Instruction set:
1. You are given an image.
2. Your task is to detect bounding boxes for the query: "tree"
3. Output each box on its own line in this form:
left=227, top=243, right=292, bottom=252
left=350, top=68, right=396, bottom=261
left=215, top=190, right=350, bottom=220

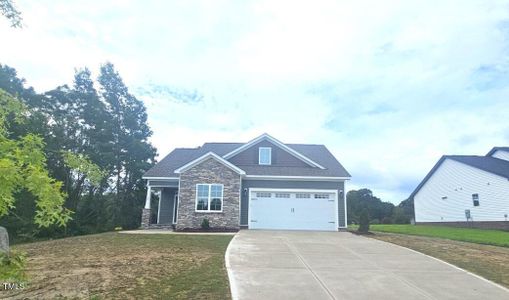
left=358, top=208, right=370, bottom=233
left=0, top=0, right=22, bottom=28
left=392, top=207, right=410, bottom=224
left=0, top=63, right=155, bottom=238
left=398, top=198, right=414, bottom=220
left=98, top=62, right=156, bottom=229
left=0, top=89, right=71, bottom=227
left=347, top=189, right=395, bottom=224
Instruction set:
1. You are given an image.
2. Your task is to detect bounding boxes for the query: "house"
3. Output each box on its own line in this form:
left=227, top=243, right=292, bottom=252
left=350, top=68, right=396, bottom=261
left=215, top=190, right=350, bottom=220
left=141, top=134, right=351, bottom=231
left=411, top=147, right=509, bottom=230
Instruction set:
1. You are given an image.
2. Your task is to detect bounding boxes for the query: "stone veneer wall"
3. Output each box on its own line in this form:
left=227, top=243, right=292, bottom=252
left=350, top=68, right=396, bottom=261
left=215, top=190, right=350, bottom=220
left=141, top=208, right=151, bottom=229
left=176, top=158, right=241, bottom=230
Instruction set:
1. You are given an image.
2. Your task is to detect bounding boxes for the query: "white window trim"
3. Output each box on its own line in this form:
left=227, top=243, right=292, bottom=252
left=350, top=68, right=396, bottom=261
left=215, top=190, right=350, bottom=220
left=195, top=184, right=224, bottom=213
left=259, top=147, right=272, bottom=165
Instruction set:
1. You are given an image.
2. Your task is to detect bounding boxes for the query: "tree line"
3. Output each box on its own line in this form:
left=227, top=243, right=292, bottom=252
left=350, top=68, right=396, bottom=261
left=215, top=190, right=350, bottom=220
left=0, top=63, right=156, bottom=242
left=347, top=188, right=413, bottom=224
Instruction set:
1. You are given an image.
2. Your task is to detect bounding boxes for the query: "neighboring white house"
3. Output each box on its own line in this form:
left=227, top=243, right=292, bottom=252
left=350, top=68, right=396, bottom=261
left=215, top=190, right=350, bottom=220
left=411, top=147, right=509, bottom=229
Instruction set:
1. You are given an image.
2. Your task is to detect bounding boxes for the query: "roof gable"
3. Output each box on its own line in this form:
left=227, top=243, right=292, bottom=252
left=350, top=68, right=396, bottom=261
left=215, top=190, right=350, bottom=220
left=228, top=139, right=310, bottom=167
left=223, top=133, right=325, bottom=169
left=174, top=152, right=246, bottom=175
left=410, top=155, right=509, bottom=199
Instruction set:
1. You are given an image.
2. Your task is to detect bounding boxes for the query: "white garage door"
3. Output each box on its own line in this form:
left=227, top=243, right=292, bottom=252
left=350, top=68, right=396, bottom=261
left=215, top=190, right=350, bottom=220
left=249, top=190, right=337, bottom=231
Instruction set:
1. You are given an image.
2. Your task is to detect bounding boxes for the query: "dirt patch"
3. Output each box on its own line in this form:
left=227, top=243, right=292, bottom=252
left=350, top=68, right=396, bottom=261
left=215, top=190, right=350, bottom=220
left=370, top=232, right=509, bottom=288
left=1, top=232, right=232, bottom=299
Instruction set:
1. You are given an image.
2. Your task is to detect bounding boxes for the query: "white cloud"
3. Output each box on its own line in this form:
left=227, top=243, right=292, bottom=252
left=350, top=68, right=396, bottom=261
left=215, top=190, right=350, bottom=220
left=1, top=0, right=508, bottom=203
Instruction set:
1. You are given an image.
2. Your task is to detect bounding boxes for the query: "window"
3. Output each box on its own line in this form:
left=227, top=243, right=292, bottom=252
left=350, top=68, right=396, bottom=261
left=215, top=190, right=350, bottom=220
left=314, top=193, right=330, bottom=199
left=472, top=194, right=480, bottom=207
left=275, top=193, right=290, bottom=198
left=296, top=193, right=311, bottom=199
left=196, top=184, right=223, bottom=212
left=259, top=147, right=272, bottom=165
left=256, top=192, right=271, bottom=198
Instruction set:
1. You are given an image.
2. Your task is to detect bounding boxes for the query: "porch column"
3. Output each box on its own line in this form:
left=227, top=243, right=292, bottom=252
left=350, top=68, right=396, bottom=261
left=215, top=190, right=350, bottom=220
left=156, top=189, right=162, bottom=224
left=144, top=186, right=152, bottom=209
left=141, top=185, right=152, bottom=229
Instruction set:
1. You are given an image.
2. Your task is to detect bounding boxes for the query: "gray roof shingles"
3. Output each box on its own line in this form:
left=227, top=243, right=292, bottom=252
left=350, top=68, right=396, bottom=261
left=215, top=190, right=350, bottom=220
left=143, top=142, right=351, bottom=178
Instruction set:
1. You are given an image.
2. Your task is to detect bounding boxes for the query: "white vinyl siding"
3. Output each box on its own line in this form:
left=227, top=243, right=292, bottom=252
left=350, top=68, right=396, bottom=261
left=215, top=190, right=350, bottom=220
left=414, top=159, right=509, bottom=222
left=491, top=150, right=509, bottom=162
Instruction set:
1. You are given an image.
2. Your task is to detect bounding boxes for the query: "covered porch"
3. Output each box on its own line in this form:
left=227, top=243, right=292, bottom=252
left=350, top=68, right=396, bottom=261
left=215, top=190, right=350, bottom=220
left=141, top=178, right=179, bottom=229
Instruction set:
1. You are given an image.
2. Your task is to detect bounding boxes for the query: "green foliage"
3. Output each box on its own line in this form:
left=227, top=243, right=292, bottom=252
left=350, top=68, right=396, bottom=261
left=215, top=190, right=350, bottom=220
left=398, top=198, right=414, bottom=220
left=367, top=224, right=509, bottom=247
left=347, top=188, right=413, bottom=224
left=61, top=151, right=106, bottom=187
left=201, top=218, right=210, bottom=230
left=0, top=62, right=156, bottom=240
left=392, top=206, right=410, bottom=224
left=358, top=208, right=370, bottom=233
left=0, top=90, right=71, bottom=228
left=0, top=250, right=27, bottom=281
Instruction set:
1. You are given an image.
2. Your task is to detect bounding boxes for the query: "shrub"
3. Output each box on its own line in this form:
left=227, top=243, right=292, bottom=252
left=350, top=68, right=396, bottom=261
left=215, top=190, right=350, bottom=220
left=0, top=250, right=27, bottom=281
left=370, top=218, right=380, bottom=224
left=201, top=219, right=210, bottom=230
left=114, top=227, right=123, bottom=231
left=358, top=209, right=370, bottom=233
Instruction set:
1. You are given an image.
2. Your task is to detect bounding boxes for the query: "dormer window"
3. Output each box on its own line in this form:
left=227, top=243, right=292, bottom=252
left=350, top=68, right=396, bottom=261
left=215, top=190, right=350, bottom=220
left=259, top=147, right=272, bottom=165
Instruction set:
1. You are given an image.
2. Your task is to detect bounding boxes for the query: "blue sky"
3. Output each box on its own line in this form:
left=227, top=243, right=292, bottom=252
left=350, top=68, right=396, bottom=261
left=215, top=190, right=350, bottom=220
left=1, top=0, right=509, bottom=203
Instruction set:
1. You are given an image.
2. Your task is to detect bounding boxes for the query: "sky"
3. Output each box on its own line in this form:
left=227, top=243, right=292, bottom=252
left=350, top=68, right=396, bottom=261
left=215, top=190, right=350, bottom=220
left=1, top=0, right=509, bottom=204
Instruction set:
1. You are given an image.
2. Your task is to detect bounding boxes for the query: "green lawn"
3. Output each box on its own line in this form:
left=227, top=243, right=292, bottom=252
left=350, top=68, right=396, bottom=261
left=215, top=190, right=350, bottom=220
left=3, top=232, right=233, bottom=299
left=350, top=224, right=509, bottom=247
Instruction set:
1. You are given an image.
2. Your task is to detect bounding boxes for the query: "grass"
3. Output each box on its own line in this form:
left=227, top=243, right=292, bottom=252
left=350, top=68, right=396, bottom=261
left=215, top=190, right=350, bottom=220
left=369, top=232, right=509, bottom=288
left=2, top=232, right=233, bottom=299
left=349, top=224, right=509, bottom=247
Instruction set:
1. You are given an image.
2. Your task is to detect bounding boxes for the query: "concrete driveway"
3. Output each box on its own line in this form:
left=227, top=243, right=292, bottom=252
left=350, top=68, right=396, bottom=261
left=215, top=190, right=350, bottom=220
left=226, top=230, right=509, bottom=300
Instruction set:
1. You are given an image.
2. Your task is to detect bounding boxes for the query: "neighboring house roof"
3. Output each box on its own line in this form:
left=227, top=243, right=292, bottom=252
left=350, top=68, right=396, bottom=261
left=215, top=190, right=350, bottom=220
left=143, top=137, right=351, bottom=179
left=409, top=155, right=509, bottom=199
left=487, top=147, right=509, bottom=156
left=174, top=152, right=246, bottom=175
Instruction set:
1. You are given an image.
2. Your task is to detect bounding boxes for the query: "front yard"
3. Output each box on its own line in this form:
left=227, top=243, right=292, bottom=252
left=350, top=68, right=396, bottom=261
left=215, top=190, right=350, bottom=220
left=2, top=232, right=233, bottom=299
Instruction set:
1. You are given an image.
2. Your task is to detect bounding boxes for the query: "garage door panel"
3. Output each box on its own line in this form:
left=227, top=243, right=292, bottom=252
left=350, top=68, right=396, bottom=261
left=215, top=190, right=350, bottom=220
left=249, top=190, right=337, bottom=231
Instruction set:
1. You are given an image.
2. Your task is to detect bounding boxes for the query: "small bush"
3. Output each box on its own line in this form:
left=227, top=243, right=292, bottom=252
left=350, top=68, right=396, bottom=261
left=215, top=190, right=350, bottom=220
left=114, top=227, right=123, bottom=231
left=201, top=219, right=210, bottom=230
left=370, top=218, right=380, bottom=225
left=358, top=209, right=370, bottom=233
left=0, top=250, right=27, bottom=281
